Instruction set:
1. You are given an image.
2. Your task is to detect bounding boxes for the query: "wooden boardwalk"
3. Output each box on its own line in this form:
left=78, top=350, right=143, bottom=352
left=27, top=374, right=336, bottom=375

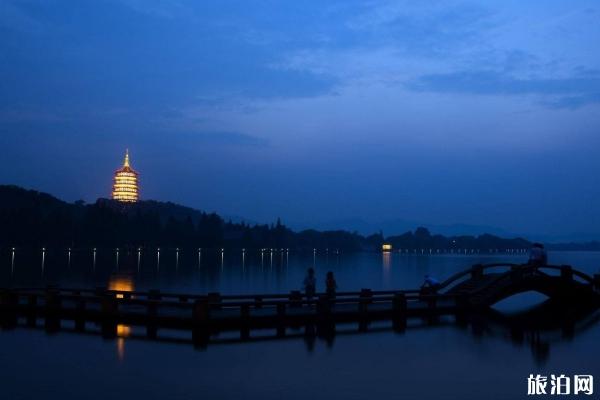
left=1, top=263, right=598, bottom=346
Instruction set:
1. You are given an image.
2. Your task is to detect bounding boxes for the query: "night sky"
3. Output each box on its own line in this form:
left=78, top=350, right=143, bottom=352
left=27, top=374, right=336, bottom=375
left=1, top=1, right=599, bottom=238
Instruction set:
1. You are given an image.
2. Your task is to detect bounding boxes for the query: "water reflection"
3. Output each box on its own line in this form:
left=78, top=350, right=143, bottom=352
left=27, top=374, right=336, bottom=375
left=382, top=252, right=391, bottom=286
left=1, top=300, right=595, bottom=365
left=156, top=248, right=160, bottom=272
left=483, top=301, right=598, bottom=365
left=108, top=273, right=134, bottom=360
left=220, top=249, right=224, bottom=271
left=41, top=248, right=46, bottom=276
left=136, top=248, right=141, bottom=272
left=242, top=249, right=245, bottom=272
left=1, top=250, right=598, bottom=399
left=116, top=324, right=131, bottom=361
left=11, top=248, right=15, bottom=276
left=4, top=249, right=600, bottom=297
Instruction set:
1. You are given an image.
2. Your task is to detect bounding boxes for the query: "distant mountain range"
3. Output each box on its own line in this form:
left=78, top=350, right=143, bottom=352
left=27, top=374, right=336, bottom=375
left=289, top=217, right=510, bottom=237
left=288, top=217, right=600, bottom=244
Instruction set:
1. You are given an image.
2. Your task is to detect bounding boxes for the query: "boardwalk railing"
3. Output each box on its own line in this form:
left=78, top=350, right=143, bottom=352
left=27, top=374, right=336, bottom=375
left=0, top=286, right=467, bottom=344
left=1, top=263, right=599, bottom=346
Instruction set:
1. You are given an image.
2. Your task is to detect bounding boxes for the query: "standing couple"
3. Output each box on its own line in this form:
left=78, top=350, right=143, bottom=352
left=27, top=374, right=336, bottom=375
left=303, top=267, right=337, bottom=299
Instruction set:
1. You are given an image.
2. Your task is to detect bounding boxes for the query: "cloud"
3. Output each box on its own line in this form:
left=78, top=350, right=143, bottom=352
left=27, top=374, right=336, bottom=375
left=276, top=2, right=497, bottom=77
left=545, top=93, right=600, bottom=109
left=408, top=70, right=600, bottom=109
left=345, top=1, right=496, bottom=56
left=190, top=131, right=268, bottom=146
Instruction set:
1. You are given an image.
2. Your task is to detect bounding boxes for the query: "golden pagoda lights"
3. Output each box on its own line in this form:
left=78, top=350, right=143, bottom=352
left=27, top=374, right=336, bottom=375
left=112, top=149, right=139, bottom=203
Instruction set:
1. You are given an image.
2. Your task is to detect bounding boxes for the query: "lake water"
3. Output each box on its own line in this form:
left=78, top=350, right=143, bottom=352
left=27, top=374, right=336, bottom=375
left=1, top=249, right=599, bottom=399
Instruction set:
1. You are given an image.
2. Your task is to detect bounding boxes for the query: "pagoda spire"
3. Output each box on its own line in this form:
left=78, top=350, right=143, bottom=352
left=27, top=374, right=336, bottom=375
left=123, top=149, right=130, bottom=168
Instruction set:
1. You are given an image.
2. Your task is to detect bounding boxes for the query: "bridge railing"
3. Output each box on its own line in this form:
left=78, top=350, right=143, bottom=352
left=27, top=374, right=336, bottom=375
left=7, top=286, right=424, bottom=304
left=437, top=263, right=518, bottom=292
left=437, top=263, right=597, bottom=292
left=536, top=265, right=596, bottom=286
left=0, top=286, right=465, bottom=335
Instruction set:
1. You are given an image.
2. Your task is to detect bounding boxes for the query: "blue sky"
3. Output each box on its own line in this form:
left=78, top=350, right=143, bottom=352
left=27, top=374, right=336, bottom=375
left=1, top=0, right=599, bottom=237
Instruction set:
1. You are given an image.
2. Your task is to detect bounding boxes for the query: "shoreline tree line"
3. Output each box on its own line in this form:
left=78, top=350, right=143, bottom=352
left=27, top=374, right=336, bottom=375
left=2, top=185, right=592, bottom=251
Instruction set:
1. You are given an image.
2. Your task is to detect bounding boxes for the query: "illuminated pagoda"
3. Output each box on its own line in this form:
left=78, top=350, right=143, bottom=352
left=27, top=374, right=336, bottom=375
left=112, top=149, right=139, bottom=203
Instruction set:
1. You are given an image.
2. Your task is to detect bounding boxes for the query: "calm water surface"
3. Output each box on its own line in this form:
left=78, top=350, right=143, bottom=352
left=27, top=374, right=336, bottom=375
left=1, top=250, right=599, bottom=399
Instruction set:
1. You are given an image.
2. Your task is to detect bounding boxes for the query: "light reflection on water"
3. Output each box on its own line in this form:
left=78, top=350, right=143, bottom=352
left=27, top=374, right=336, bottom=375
left=0, top=251, right=599, bottom=399
left=2, top=249, right=599, bottom=295
left=108, top=273, right=134, bottom=360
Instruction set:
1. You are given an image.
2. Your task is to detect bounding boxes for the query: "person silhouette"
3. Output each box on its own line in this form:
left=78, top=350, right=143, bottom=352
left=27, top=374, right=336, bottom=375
left=528, top=243, right=548, bottom=267
left=303, top=267, right=316, bottom=299
left=325, top=271, right=337, bottom=298
left=421, top=274, right=440, bottom=294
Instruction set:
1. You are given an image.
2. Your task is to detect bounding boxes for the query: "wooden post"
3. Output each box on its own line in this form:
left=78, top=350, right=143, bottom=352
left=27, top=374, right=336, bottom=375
left=95, top=287, right=106, bottom=297
left=0, top=290, right=17, bottom=327
left=594, top=274, right=600, bottom=292
left=316, top=294, right=331, bottom=320
left=146, top=289, right=161, bottom=338
left=289, top=290, right=302, bottom=308
left=456, top=293, right=470, bottom=311
left=454, top=294, right=469, bottom=327
left=510, top=265, right=523, bottom=281
left=561, top=265, right=573, bottom=281
left=254, top=296, right=263, bottom=309
left=276, top=303, right=286, bottom=337
left=101, top=294, right=117, bottom=315
left=360, top=289, right=372, bottom=300
left=100, top=294, right=117, bottom=339
left=26, top=294, right=37, bottom=326
left=393, top=292, right=407, bottom=313
left=207, top=292, right=221, bottom=310
left=392, top=292, right=407, bottom=333
left=74, top=290, right=85, bottom=331
left=44, top=288, right=61, bottom=333
left=146, top=296, right=158, bottom=339
left=148, top=289, right=162, bottom=300
left=426, top=294, right=437, bottom=310
left=358, top=289, right=372, bottom=331
left=471, top=264, right=484, bottom=279
left=359, top=289, right=372, bottom=312
left=192, top=297, right=210, bottom=348
left=240, top=303, right=250, bottom=339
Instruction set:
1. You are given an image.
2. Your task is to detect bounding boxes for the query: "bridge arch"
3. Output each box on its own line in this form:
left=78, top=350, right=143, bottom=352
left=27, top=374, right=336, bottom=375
left=438, top=263, right=599, bottom=308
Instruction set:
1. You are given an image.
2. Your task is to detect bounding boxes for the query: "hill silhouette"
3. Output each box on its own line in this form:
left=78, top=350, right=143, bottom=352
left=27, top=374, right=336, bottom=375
left=0, top=184, right=534, bottom=251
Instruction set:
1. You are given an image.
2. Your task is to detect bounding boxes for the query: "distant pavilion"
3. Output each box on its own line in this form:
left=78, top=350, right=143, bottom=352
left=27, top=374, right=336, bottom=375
left=112, top=149, right=139, bottom=203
